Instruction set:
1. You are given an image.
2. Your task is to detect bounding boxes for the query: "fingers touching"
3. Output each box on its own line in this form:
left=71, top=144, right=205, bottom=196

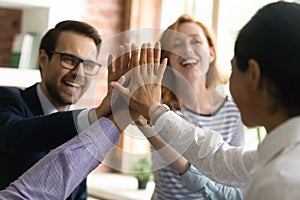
left=110, top=42, right=165, bottom=83
left=107, top=44, right=131, bottom=84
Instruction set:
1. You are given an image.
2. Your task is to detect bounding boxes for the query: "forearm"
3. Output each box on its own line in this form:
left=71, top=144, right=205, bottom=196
left=138, top=125, right=190, bottom=175
left=140, top=123, right=245, bottom=199
left=154, top=111, right=256, bottom=188
left=88, top=89, right=113, bottom=125
left=0, top=117, right=119, bottom=200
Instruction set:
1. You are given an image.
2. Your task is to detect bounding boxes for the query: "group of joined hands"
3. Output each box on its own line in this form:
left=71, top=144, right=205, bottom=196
left=90, top=42, right=168, bottom=133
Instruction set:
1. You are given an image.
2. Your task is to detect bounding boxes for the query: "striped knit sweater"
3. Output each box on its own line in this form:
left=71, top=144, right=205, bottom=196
left=151, top=96, right=245, bottom=200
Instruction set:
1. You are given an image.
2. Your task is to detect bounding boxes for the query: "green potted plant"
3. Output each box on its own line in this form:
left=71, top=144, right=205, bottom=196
left=132, top=156, right=153, bottom=189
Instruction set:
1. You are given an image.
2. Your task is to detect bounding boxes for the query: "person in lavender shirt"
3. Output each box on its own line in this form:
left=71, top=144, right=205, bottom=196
left=0, top=116, right=119, bottom=200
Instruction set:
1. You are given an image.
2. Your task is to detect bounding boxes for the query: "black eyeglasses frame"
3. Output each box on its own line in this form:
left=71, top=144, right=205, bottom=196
left=49, top=51, right=101, bottom=75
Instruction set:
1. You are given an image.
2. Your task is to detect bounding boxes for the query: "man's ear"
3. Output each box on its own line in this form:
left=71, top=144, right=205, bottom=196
left=248, top=59, right=263, bottom=89
left=38, top=49, right=48, bottom=70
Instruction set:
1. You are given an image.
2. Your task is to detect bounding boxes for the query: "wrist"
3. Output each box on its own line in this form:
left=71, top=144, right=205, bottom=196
left=147, top=104, right=170, bottom=126
left=106, top=113, right=123, bottom=134
left=88, top=108, right=97, bottom=124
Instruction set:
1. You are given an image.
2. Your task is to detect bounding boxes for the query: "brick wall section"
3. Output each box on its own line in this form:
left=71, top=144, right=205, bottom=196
left=73, top=0, right=125, bottom=110
left=130, top=0, right=162, bottom=29
left=83, top=0, right=124, bottom=40
left=0, top=8, right=21, bottom=67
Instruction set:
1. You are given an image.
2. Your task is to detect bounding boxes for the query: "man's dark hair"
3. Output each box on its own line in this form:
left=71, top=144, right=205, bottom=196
left=40, top=20, right=102, bottom=58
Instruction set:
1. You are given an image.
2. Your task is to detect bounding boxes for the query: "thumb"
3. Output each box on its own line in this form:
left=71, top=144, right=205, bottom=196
left=110, top=75, right=125, bottom=88
left=118, top=75, right=126, bottom=85
left=110, top=76, right=130, bottom=98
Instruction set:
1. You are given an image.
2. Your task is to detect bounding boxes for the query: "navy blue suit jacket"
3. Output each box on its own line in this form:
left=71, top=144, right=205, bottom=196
left=0, top=84, right=87, bottom=200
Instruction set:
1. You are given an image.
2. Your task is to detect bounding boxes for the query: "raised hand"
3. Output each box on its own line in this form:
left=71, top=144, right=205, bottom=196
left=107, top=44, right=131, bottom=86
left=111, top=42, right=167, bottom=120
left=88, top=44, right=131, bottom=123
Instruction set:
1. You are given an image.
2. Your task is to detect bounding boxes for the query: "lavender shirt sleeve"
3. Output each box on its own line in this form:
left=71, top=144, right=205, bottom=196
left=0, top=117, right=119, bottom=200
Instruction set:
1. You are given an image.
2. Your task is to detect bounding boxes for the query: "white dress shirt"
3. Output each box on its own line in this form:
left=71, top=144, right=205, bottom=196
left=37, top=84, right=91, bottom=132
left=245, top=116, right=300, bottom=200
left=154, top=111, right=300, bottom=199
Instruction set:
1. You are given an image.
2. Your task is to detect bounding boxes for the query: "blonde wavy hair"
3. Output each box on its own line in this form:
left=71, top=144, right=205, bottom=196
left=160, top=14, right=228, bottom=110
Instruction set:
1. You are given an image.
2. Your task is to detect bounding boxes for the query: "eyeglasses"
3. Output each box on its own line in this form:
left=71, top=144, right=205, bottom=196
left=50, top=51, right=101, bottom=75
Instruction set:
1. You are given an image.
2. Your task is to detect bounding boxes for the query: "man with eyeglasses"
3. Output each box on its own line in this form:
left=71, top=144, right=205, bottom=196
left=0, top=20, right=115, bottom=200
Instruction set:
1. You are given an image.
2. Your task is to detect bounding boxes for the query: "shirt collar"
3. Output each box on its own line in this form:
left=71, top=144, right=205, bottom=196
left=36, top=84, right=73, bottom=114
left=257, top=116, right=300, bottom=166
